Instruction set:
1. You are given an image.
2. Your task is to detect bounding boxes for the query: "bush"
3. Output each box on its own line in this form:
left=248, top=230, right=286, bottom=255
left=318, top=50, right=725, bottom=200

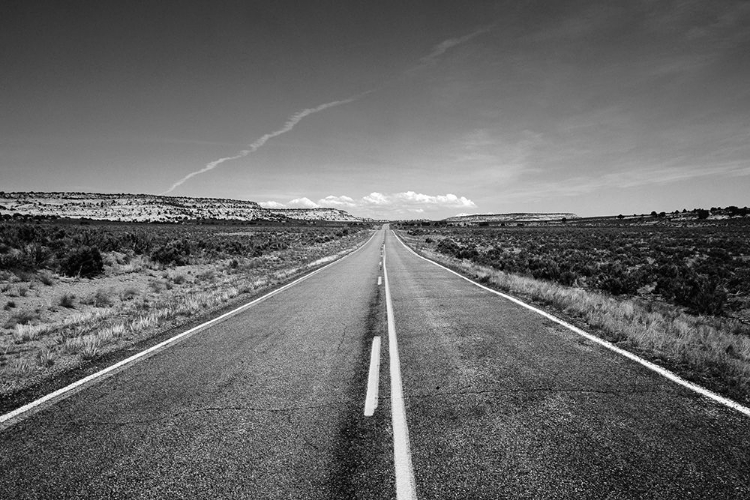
left=93, top=288, right=113, bottom=307
left=678, top=277, right=726, bottom=315
left=61, top=246, right=104, bottom=278
left=150, top=239, right=191, bottom=266
left=38, top=270, right=55, bottom=285
left=58, top=293, right=76, bottom=308
left=5, top=309, right=39, bottom=328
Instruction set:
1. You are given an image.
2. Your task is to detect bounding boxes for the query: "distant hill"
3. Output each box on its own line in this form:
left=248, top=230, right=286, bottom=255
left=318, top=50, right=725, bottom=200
left=444, top=212, right=578, bottom=224
left=0, top=192, right=368, bottom=223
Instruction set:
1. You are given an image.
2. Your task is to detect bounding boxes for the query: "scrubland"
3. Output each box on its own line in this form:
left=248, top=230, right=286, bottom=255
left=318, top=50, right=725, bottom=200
left=396, top=219, right=750, bottom=404
left=0, top=220, right=372, bottom=397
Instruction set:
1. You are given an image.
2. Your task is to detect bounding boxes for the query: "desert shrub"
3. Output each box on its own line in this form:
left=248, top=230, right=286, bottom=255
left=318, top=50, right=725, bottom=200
left=5, top=309, right=40, bottom=328
left=92, top=288, right=113, bottom=307
left=150, top=239, right=191, bottom=266
left=60, top=246, right=104, bottom=278
left=674, top=276, right=727, bottom=316
left=436, top=238, right=461, bottom=257
left=4, top=301, right=16, bottom=310
left=58, top=292, right=76, bottom=308
left=120, top=287, right=139, bottom=301
left=38, top=270, right=55, bottom=285
left=172, top=274, right=186, bottom=284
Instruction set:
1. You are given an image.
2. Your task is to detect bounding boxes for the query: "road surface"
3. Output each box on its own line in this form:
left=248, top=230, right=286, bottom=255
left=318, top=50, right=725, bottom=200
left=1, top=226, right=749, bottom=498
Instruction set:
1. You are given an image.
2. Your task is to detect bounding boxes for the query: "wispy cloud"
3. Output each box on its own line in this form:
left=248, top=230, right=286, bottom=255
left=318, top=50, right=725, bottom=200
left=161, top=24, right=495, bottom=194
left=161, top=95, right=366, bottom=194
left=409, top=25, right=495, bottom=73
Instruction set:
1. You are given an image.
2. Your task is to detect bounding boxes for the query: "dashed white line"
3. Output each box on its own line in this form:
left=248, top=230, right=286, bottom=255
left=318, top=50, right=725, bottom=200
left=392, top=231, right=750, bottom=419
left=364, top=336, right=382, bottom=416
left=378, top=276, right=382, bottom=286
left=383, top=241, right=419, bottom=499
left=0, top=231, right=380, bottom=431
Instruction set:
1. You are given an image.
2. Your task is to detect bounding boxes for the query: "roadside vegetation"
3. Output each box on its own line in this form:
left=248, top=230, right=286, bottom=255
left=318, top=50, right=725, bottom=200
left=395, top=217, right=750, bottom=405
left=0, top=220, right=373, bottom=397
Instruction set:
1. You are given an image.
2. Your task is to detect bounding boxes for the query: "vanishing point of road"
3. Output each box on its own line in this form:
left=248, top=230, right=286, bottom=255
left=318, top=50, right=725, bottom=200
left=2, top=225, right=749, bottom=499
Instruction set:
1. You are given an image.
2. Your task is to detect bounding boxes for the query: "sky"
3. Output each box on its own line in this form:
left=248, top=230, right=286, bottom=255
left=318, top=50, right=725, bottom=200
left=1, top=0, right=749, bottom=219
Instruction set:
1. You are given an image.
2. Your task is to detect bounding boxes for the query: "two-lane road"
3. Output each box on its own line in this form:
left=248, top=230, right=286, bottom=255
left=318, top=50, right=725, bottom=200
left=2, top=225, right=749, bottom=498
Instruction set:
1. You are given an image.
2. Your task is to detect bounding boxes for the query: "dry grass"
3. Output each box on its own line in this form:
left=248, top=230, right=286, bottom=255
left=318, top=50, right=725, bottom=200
left=406, top=240, right=750, bottom=404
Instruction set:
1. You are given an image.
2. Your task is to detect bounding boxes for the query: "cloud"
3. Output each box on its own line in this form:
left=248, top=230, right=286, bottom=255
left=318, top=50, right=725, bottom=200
left=259, top=201, right=286, bottom=209
left=361, top=191, right=477, bottom=209
left=411, top=25, right=495, bottom=72
left=288, top=197, right=320, bottom=209
left=362, top=192, right=391, bottom=205
left=318, top=195, right=356, bottom=207
left=260, top=191, right=477, bottom=217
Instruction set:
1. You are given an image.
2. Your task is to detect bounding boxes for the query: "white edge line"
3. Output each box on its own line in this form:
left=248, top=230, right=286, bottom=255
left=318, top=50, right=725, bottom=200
left=383, top=240, right=419, bottom=499
left=364, top=336, right=382, bottom=416
left=0, top=230, right=379, bottom=429
left=392, top=231, right=750, bottom=419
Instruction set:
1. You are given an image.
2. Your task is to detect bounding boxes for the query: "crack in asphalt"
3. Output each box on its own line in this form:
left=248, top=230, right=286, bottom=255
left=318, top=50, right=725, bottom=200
left=77, top=400, right=355, bottom=426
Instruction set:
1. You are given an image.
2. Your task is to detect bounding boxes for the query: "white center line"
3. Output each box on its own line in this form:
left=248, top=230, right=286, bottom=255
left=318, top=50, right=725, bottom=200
left=383, top=241, right=418, bottom=499
left=364, top=336, right=382, bottom=416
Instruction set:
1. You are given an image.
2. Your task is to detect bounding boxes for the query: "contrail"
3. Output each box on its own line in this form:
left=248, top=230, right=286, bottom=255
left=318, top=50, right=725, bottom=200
left=406, top=24, right=496, bottom=75
left=162, top=94, right=367, bottom=194
left=163, top=25, right=494, bottom=194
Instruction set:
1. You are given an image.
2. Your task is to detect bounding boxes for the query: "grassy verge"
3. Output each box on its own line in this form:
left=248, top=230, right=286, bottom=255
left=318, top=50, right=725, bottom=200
left=0, top=229, right=373, bottom=398
left=397, top=232, right=750, bottom=406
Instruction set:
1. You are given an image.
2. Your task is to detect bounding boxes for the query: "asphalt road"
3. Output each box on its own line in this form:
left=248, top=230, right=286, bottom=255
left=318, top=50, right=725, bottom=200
left=1, top=225, right=749, bottom=499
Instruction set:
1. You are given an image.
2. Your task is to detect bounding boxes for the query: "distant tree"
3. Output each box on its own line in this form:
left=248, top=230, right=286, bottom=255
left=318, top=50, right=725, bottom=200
left=696, top=209, right=709, bottom=219
left=617, top=214, right=624, bottom=220
left=658, top=212, right=666, bottom=218
left=650, top=211, right=657, bottom=217
left=682, top=208, right=687, bottom=213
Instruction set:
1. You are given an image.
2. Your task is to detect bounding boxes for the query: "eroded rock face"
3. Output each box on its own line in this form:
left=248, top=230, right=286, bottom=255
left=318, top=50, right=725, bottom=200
left=0, top=192, right=368, bottom=223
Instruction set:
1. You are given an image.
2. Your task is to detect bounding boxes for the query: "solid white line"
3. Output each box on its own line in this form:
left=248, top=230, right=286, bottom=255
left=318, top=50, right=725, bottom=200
left=0, top=231, right=379, bottom=430
left=364, top=336, right=382, bottom=416
left=392, top=231, right=750, bottom=419
left=383, top=241, right=419, bottom=499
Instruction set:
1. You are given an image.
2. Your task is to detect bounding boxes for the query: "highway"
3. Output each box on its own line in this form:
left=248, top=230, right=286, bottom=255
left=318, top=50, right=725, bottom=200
left=2, top=225, right=750, bottom=498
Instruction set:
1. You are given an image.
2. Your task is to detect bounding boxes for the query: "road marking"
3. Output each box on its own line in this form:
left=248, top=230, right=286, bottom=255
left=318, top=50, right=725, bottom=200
left=378, top=276, right=382, bottom=286
left=392, top=231, right=750, bottom=419
left=0, top=231, right=380, bottom=431
left=364, top=336, right=382, bottom=416
left=383, top=241, right=419, bottom=499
